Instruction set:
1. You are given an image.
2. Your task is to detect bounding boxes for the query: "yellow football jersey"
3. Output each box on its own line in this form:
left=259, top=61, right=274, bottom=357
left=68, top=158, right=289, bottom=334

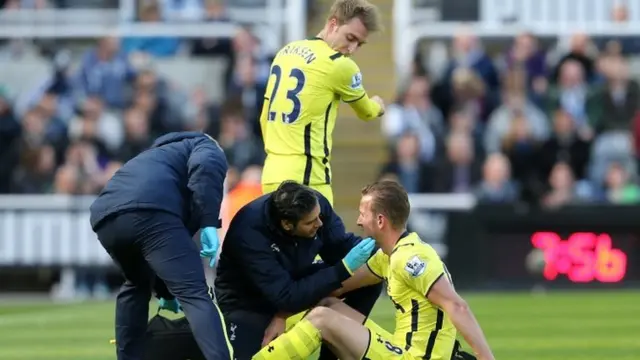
left=366, top=232, right=457, bottom=360
left=260, top=37, right=380, bottom=188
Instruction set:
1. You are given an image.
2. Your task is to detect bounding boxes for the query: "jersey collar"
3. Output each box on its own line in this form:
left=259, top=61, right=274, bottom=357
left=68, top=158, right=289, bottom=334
left=392, top=231, right=411, bottom=252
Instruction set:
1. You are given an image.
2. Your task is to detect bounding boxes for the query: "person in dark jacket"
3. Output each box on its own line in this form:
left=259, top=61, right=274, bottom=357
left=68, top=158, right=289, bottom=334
left=214, top=181, right=382, bottom=360
left=90, top=131, right=233, bottom=360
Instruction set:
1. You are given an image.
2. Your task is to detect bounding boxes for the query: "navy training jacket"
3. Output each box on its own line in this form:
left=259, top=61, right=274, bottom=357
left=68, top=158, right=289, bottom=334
left=89, top=131, right=228, bottom=234
left=214, top=191, right=362, bottom=315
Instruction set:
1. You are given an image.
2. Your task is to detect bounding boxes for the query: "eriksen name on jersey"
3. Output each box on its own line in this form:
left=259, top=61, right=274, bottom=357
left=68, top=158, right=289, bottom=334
left=279, top=44, right=317, bottom=64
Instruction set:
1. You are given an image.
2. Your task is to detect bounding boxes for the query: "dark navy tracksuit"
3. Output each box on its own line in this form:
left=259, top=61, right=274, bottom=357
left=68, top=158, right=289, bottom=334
left=90, top=132, right=232, bottom=360
left=214, top=192, right=383, bottom=360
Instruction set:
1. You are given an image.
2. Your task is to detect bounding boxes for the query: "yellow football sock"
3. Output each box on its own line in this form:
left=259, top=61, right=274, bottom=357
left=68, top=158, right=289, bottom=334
left=252, top=319, right=322, bottom=359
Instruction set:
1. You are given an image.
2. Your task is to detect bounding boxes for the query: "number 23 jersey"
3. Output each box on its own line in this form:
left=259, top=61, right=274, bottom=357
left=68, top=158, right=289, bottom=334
left=366, top=232, right=458, bottom=360
left=260, top=37, right=366, bottom=187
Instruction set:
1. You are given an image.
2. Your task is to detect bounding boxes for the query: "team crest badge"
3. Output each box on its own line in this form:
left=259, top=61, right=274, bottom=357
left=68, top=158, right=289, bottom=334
left=404, top=256, right=426, bottom=277
left=351, top=72, right=363, bottom=89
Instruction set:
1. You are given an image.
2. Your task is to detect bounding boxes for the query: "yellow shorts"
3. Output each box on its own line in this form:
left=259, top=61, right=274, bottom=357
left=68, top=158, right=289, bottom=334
left=285, top=311, right=392, bottom=340
left=262, top=183, right=333, bottom=206
left=362, top=330, right=414, bottom=360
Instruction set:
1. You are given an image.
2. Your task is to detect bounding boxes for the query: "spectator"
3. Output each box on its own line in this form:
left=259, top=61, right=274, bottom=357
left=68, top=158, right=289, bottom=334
left=484, top=70, right=549, bottom=154
left=382, top=75, right=443, bottom=162
left=227, top=55, right=266, bottom=138
left=222, top=165, right=263, bottom=233
left=75, top=36, right=136, bottom=109
left=596, top=4, right=640, bottom=56
left=191, top=0, right=234, bottom=57
left=122, top=1, right=181, bottom=58
left=602, top=161, right=640, bottom=204
left=230, top=26, right=274, bottom=88
left=379, top=132, right=432, bottom=194
left=159, top=0, right=204, bottom=22
left=504, top=32, right=548, bottom=102
left=444, top=29, right=500, bottom=93
left=545, top=59, right=598, bottom=133
left=550, top=32, right=597, bottom=84
left=475, top=153, right=519, bottom=203
left=68, top=95, right=123, bottom=153
left=431, top=132, right=482, bottom=193
left=0, top=86, right=21, bottom=193
left=116, top=107, right=152, bottom=162
left=130, top=68, right=183, bottom=136
left=449, top=67, right=494, bottom=123
left=537, top=110, right=591, bottom=185
left=591, top=56, right=640, bottom=133
left=541, top=161, right=595, bottom=208
left=217, top=98, right=264, bottom=173
left=500, top=114, right=539, bottom=186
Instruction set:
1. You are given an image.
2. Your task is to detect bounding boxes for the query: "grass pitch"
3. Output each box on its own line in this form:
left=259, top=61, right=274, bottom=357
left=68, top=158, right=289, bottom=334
left=0, top=290, right=638, bottom=359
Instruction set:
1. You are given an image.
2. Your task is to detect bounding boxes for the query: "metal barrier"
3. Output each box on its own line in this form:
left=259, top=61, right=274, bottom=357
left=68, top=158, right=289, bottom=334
left=0, top=0, right=307, bottom=52
left=0, top=195, right=108, bottom=266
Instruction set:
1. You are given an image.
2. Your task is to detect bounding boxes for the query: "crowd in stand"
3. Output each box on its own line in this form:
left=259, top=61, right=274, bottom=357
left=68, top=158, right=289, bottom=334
left=0, top=0, right=269, bottom=203
left=381, top=9, right=640, bottom=207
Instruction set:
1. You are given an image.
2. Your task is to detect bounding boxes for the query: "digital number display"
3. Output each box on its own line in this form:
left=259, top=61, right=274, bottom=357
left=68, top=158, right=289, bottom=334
left=531, top=232, right=628, bottom=283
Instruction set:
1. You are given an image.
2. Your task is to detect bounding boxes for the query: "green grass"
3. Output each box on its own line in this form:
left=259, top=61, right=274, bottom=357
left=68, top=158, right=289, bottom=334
left=0, top=290, right=639, bottom=359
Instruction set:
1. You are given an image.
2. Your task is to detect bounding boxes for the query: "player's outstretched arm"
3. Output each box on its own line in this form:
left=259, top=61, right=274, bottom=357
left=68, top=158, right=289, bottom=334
left=333, top=58, right=385, bottom=120
left=331, top=263, right=382, bottom=297
left=427, top=278, right=495, bottom=360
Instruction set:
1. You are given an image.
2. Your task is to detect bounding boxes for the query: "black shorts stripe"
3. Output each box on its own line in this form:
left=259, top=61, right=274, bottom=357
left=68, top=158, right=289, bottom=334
left=405, top=299, right=419, bottom=350
left=303, top=123, right=312, bottom=185
left=322, top=103, right=331, bottom=184
left=423, top=309, right=444, bottom=359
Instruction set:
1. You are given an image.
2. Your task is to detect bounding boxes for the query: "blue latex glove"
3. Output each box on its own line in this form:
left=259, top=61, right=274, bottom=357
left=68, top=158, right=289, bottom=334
left=200, top=227, right=220, bottom=268
left=342, top=238, right=376, bottom=274
left=158, top=297, right=181, bottom=313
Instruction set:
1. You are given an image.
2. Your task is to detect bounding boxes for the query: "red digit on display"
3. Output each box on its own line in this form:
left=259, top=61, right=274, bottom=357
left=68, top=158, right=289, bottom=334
left=566, top=233, right=596, bottom=283
left=531, top=232, right=561, bottom=280
left=594, top=234, right=627, bottom=283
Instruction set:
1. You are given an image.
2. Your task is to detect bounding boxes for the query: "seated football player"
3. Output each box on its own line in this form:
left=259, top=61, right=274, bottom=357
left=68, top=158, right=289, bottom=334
left=253, top=181, right=494, bottom=360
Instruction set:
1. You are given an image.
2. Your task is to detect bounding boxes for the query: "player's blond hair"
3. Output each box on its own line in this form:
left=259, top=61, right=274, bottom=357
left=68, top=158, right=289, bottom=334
left=361, top=180, right=410, bottom=230
left=327, top=0, right=382, bottom=32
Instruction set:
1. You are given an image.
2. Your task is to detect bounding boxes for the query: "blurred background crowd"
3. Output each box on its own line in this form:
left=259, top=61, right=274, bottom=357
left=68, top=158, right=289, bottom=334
left=0, top=0, right=273, bottom=200
left=381, top=4, right=640, bottom=208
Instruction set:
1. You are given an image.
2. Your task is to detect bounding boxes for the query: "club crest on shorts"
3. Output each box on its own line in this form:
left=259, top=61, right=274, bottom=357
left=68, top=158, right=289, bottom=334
left=351, top=72, right=363, bottom=89
left=404, top=255, right=426, bottom=277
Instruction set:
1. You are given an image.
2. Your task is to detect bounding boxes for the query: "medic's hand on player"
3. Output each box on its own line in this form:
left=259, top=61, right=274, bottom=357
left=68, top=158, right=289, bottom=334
left=158, top=298, right=182, bottom=313
left=262, top=313, right=288, bottom=347
left=342, top=237, right=376, bottom=274
left=371, top=95, right=385, bottom=116
left=200, top=227, right=220, bottom=268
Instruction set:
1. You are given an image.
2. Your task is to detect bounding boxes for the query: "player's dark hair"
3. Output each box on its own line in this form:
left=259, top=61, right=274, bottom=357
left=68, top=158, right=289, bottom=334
left=361, top=180, right=410, bottom=230
left=270, top=181, right=319, bottom=225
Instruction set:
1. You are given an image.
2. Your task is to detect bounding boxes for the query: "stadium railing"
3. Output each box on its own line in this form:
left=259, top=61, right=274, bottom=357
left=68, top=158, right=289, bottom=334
left=393, top=0, right=640, bottom=79
left=0, top=0, right=308, bottom=52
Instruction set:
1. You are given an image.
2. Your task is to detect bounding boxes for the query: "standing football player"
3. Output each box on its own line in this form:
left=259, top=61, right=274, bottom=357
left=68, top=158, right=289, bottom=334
left=260, top=0, right=386, bottom=205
